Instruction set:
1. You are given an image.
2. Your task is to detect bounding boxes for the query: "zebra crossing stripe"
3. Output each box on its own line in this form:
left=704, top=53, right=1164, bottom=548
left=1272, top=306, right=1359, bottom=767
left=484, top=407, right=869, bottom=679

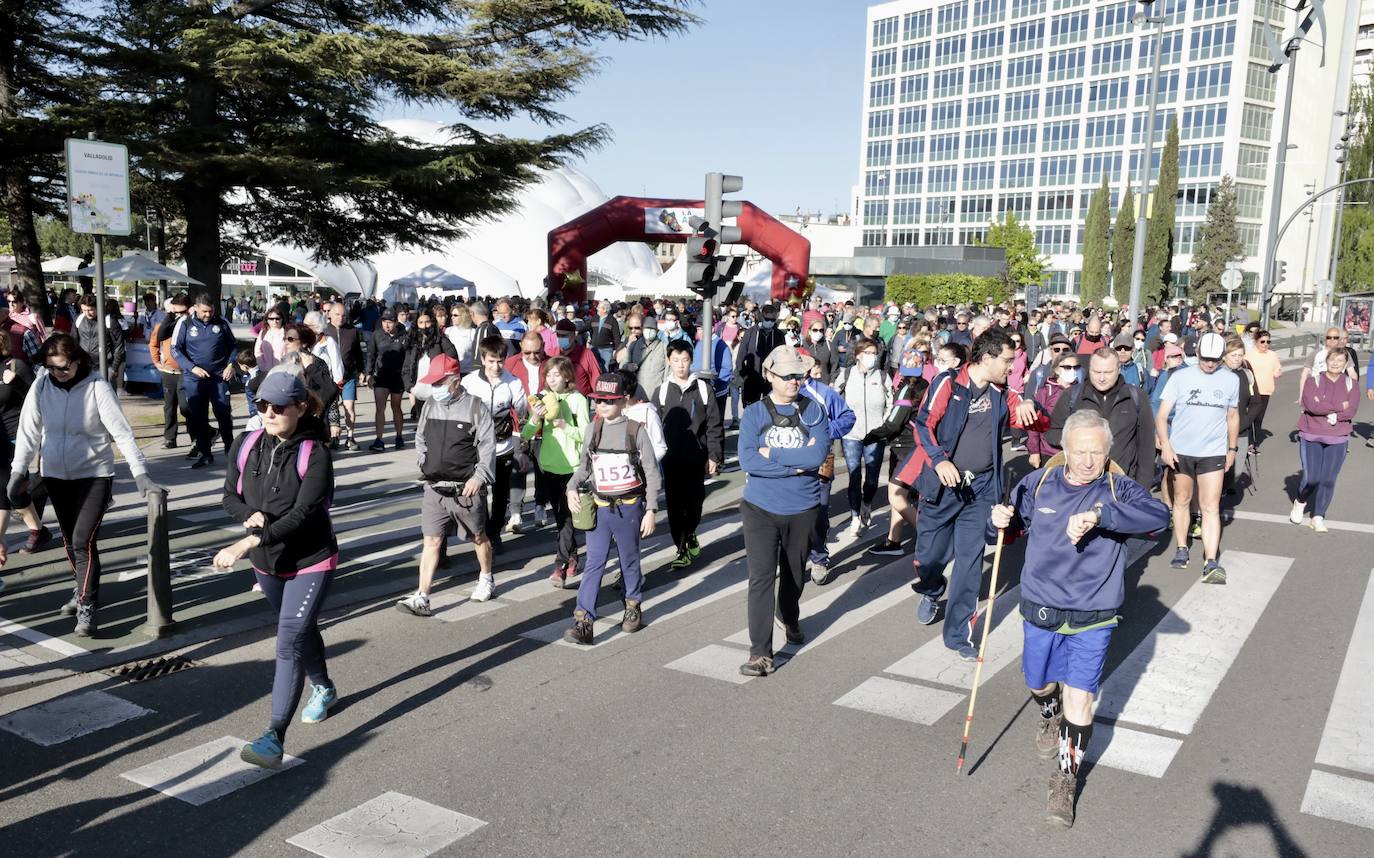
left=1302, top=571, right=1374, bottom=830
left=287, top=791, right=486, bottom=857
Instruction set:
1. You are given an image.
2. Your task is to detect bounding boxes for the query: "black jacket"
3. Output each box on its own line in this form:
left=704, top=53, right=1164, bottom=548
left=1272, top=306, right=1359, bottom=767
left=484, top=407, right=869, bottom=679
left=365, top=326, right=408, bottom=378
left=809, top=340, right=837, bottom=385
left=1045, top=378, right=1156, bottom=485
left=402, top=328, right=446, bottom=389
left=223, top=416, right=337, bottom=575
left=652, top=376, right=724, bottom=464
left=75, top=314, right=125, bottom=368
left=326, top=323, right=364, bottom=378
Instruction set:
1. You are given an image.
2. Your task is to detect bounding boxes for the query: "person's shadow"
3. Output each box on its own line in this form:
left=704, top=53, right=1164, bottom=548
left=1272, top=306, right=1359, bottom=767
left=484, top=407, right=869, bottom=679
left=1180, top=782, right=1308, bottom=858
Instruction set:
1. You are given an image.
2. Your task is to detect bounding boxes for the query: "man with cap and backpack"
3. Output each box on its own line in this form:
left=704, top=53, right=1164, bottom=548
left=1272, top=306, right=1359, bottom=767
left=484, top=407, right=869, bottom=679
left=563, top=372, right=660, bottom=645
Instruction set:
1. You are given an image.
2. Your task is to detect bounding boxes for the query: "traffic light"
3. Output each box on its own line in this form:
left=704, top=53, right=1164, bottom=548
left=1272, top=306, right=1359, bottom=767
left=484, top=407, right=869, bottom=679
left=686, top=226, right=719, bottom=296
left=1273, top=259, right=1287, bottom=287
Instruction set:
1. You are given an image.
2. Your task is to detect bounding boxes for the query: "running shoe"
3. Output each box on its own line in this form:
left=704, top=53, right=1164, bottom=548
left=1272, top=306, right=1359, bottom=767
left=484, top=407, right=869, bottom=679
left=809, top=560, right=830, bottom=586
left=344, top=437, right=359, bottom=451
left=686, top=533, right=701, bottom=559
left=185, top=447, right=201, bottom=460
left=622, top=600, right=643, bottom=634
left=240, top=729, right=283, bottom=769
left=1169, top=546, right=1190, bottom=569
left=395, top=592, right=432, bottom=617
left=59, top=589, right=79, bottom=617
left=506, top=513, right=523, bottom=535
left=1310, top=516, right=1329, bottom=533
left=1009, top=443, right=1028, bottom=453
left=534, top=507, right=549, bottom=529
left=774, top=612, right=805, bottom=646
left=548, top=566, right=566, bottom=589
left=670, top=549, right=692, bottom=570
left=394, top=437, right=404, bottom=450
left=564, top=613, right=594, bottom=645
left=300, top=683, right=337, bottom=723
left=1201, top=559, right=1227, bottom=585
left=955, top=644, right=978, bottom=663
left=868, top=539, right=905, bottom=557
left=19, top=526, right=52, bottom=555
left=860, top=503, right=872, bottom=530
left=916, top=593, right=941, bottom=625
left=1189, top=518, right=1202, bottom=539
left=738, top=655, right=773, bottom=677
left=845, top=518, right=863, bottom=538
left=1289, top=500, right=1306, bottom=524
left=1045, top=770, right=1077, bottom=828
left=471, top=576, right=496, bottom=602
left=564, top=556, right=579, bottom=580
left=368, top=439, right=385, bottom=452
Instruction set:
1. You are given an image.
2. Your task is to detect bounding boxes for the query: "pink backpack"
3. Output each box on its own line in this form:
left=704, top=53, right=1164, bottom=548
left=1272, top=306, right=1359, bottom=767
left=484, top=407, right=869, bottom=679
left=234, top=429, right=323, bottom=503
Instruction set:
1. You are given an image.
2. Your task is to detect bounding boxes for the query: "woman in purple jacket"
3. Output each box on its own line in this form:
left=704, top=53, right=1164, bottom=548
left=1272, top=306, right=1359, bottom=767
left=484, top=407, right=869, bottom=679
left=1027, top=353, right=1080, bottom=468
left=1290, top=348, right=1359, bottom=533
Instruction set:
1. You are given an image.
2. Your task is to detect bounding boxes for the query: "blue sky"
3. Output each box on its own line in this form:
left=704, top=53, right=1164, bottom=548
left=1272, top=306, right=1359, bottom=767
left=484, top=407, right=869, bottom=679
left=388, top=0, right=868, bottom=216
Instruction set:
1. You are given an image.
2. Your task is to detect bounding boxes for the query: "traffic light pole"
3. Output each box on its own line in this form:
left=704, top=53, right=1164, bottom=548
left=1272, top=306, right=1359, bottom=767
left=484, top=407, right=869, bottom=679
left=1125, top=10, right=1165, bottom=332
left=1261, top=40, right=1300, bottom=329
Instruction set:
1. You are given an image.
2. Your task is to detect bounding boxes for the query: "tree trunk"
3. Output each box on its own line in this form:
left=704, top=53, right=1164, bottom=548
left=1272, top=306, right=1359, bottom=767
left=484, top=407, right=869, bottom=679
left=0, top=16, right=53, bottom=323
left=180, top=75, right=223, bottom=303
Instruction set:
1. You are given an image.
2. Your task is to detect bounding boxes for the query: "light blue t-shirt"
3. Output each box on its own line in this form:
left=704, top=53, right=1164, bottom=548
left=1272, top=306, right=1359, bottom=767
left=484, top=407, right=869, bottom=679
left=1160, top=365, right=1239, bottom=457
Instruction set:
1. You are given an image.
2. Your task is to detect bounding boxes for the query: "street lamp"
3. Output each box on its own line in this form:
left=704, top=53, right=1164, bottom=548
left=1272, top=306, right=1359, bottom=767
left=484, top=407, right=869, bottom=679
left=1126, top=0, right=1166, bottom=330
left=1327, top=113, right=1357, bottom=325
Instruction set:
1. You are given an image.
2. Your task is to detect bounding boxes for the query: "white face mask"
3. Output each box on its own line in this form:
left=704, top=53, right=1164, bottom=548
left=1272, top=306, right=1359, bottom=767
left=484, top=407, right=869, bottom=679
left=809, top=331, right=823, bottom=344
left=784, top=331, right=799, bottom=347
left=431, top=385, right=454, bottom=405
left=661, top=321, right=678, bottom=334
left=860, top=354, right=877, bottom=370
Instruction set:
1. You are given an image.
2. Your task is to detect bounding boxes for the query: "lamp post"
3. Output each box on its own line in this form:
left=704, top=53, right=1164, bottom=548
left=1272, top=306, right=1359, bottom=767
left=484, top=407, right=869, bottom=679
left=1327, top=114, right=1355, bottom=326
left=1125, top=2, right=1166, bottom=331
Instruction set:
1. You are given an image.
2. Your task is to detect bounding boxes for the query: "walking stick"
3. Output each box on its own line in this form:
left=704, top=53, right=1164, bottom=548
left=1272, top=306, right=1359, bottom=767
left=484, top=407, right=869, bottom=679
left=955, top=524, right=1006, bottom=775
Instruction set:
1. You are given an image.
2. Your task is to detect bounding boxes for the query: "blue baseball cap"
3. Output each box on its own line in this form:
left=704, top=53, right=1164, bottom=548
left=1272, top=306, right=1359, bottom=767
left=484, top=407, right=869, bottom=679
left=257, top=371, right=308, bottom=406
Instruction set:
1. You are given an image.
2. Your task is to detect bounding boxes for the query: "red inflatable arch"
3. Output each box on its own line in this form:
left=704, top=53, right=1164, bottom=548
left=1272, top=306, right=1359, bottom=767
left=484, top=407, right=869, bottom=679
left=547, top=196, right=810, bottom=304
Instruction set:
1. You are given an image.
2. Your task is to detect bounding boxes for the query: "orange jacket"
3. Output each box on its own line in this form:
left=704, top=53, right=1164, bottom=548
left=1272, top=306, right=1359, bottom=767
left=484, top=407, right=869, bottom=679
left=149, top=314, right=183, bottom=373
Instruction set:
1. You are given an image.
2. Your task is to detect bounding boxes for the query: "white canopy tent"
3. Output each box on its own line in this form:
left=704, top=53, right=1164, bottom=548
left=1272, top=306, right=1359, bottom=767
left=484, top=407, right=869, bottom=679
left=255, top=243, right=377, bottom=297
left=73, top=255, right=204, bottom=284
left=41, top=256, right=85, bottom=274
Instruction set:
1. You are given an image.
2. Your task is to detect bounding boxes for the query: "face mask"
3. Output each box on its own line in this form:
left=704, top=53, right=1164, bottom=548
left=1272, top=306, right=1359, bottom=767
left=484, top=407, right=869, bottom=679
left=557, top=336, right=573, bottom=350
left=431, top=386, right=454, bottom=405
left=740, top=316, right=754, bottom=329
left=860, top=354, right=877, bottom=370
left=809, top=331, right=823, bottom=344
left=899, top=365, right=922, bottom=378
left=1057, top=369, right=1078, bottom=383
left=759, top=320, right=774, bottom=330
left=661, top=321, right=678, bottom=334
left=785, top=332, right=799, bottom=347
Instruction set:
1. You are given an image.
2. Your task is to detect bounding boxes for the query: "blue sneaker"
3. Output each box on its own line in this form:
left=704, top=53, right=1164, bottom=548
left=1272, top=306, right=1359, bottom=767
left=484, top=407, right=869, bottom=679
left=301, top=683, right=337, bottom=724
left=916, top=593, right=942, bottom=625
left=956, top=644, right=978, bottom=663
left=1169, top=546, right=1190, bottom=569
left=240, top=728, right=283, bottom=769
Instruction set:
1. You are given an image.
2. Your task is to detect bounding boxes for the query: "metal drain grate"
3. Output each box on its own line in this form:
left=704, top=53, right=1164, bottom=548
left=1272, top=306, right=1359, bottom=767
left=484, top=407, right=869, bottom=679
left=104, top=655, right=197, bottom=683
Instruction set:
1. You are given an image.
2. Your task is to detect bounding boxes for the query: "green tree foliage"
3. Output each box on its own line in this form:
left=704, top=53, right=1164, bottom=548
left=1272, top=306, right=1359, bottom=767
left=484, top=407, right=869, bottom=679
left=1144, top=119, right=1180, bottom=303
left=1189, top=174, right=1243, bottom=302
left=982, top=213, right=1049, bottom=295
left=15, top=1, right=701, bottom=301
left=34, top=214, right=150, bottom=260
left=1080, top=179, right=1111, bottom=305
left=1111, top=187, right=1135, bottom=305
left=1336, top=81, right=1374, bottom=293
left=885, top=273, right=1008, bottom=307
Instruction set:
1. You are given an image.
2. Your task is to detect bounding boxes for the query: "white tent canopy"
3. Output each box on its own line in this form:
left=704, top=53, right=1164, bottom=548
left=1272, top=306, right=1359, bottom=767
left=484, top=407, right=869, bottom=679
left=73, top=255, right=204, bottom=284
left=41, top=256, right=85, bottom=274
left=255, top=243, right=377, bottom=297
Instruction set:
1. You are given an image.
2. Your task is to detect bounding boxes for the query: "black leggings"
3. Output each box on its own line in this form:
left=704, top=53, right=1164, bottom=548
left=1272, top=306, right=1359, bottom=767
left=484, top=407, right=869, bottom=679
left=539, top=470, right=577, bottom=564
left=664, top=456, right=707, bottom=551
left=256, top=569, right=333, bottom=739
left=47, top=477, right=113, bottom=607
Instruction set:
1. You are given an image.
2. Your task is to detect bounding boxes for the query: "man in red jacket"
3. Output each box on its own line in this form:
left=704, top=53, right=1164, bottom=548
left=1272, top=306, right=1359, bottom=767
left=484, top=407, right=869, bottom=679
left=504, top=331, right=547, bottom=401
left=555, top=319, right=603, bottom=396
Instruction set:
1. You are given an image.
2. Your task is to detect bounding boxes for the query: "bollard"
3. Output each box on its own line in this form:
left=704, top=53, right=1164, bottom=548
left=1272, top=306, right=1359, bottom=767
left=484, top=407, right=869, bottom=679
left=141, top=488, right=177, bottom=638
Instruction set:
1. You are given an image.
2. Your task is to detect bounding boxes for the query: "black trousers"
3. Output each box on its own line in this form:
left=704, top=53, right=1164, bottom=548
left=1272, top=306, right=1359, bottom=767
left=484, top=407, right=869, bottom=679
left=161, top=371, right=186, bottom=444
left=48, top=476, right=113, bottom=607
left=540, top=470, right=577, bottom=564
left=485, top=453, right=515, bottom=544
left=1251, top=394, right=1270, bottom=446
left=664, top=454, right=707, bottom=551
left=742, top=499, right=819, bottom=658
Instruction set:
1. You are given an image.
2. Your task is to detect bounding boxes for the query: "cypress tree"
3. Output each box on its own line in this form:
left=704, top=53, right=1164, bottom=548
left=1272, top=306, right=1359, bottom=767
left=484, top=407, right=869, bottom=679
left=1144, top=119, right=1180, bottom=303
left=1111, top=187, right=1136, bottom=305
left=1079, top=179, right=1110, bottom=305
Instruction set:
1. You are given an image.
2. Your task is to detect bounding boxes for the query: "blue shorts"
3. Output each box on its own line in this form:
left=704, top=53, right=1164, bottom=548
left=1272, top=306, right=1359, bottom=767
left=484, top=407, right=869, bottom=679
left=341, top=377, right=357, bottom=401
left=1021, top=622, right=1114, bottom=694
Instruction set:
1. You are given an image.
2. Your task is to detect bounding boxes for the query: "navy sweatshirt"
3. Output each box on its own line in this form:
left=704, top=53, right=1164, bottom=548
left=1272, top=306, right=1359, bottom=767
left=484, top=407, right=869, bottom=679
left=991, top=466, right=1169, bottom=611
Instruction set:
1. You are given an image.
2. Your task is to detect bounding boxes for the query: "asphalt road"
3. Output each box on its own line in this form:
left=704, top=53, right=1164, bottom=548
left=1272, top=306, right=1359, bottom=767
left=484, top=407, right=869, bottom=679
left=2, top=350, right=1372, bottom=857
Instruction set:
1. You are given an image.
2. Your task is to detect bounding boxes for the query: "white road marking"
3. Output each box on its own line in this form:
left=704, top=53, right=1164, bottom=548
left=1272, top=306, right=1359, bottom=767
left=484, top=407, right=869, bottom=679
left=0, top=690, right=153, bottom=746
left=0, top=616, right=87, bottom=658
left=884, top=585, right=1023, bottom=689
left=1094, top=551, right=1290, bottom=735
left=663, top=644, right=753, bottom=685
left=121, top=735, right=304, bottom=805
left=1082, top=724, right=1183, bottom=779
left=833, top=677, right=965, bottom=725
left=1313, top=571, right=1374, bottom=777
left=287, top=791, right=486, bottom=858
left=1230, top=510, right=1374, bottom=534
left=1301, top=771, right=1374, bottom=831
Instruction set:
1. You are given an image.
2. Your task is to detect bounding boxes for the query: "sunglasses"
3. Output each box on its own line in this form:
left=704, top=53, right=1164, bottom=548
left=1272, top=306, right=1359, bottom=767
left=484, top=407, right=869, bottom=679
left=1257, top=338, right=1270, bottom=344
left=1115, top=345, right=1132, bottom=352
left=774, top=373, right=805, bottom=382
left=1050, top=346, right=1069, bottom=353
left=266, top=316, right=282, bottom=321
left=255, top=400, right=299, bottom=415
left=284, top=334, right=300, bottom=342
left=809, top=327, right=824, bottom=333
left=1059, top=364, right=1080, bottom=370
left=1326, top=335, right=1341, bottom=340
left=45, top=362, right=74, bottom=374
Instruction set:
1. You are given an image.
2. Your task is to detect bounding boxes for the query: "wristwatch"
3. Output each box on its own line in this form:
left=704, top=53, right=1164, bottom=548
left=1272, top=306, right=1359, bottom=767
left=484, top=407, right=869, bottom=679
left=1090, top=502, right=1104, bottom=524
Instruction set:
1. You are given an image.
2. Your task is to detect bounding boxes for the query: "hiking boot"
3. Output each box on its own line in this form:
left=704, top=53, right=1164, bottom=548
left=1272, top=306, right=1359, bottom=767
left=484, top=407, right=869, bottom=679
left=1045, top=770, right=1077, bottom=828
left=1169, top=546, right=1190, bottom=569
left=670, top=549, right=693, bottom=569
left=622, top=600, right=643, bottom=634
left=300, top=683, right=337, bottom=724
left=775, top=613, right=805, bottom=646
left=868, top=539, right=904, bottom=557
left=738, top=655, right=773, bottom=677
left=19, top=526, right=52, bottom=555
left=686, top=532, right=701, bottom=559
left=59, top=589, right=79, bottom=617
left=1036, top=713, right=1062, bottom=759
left=564, top=611, right=594, bottom=645
left=74, top=603, right=96, bottom=637
left=395, top=592, right=432, bottom=617
left=1201, top=559, right=1227, bottom=585
left=240, top=728, right=284, bottom=769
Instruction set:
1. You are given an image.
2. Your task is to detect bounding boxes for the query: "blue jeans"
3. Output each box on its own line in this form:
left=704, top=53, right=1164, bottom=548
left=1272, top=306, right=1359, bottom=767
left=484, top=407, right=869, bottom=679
left=810, top=477, right=832, bottom=566
left=574, top=500, right=645, bottom=619
left=841, top=438, right=886, bottom=515
left=911, top=469, right=996, bottom=650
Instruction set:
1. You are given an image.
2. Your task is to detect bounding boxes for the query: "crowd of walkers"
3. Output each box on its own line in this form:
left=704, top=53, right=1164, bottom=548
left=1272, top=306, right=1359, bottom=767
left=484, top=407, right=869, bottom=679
left=0, top=284, right=1365, bottom=824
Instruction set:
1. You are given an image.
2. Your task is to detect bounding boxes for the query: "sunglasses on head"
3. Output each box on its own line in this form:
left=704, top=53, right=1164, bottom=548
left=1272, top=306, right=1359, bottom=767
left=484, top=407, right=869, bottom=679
left=255, top=399, right=299, bottom=415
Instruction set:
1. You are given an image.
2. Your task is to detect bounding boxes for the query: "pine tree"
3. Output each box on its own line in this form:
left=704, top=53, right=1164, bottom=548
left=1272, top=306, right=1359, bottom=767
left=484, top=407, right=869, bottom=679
left=984, top=213, right=1049, bottom=295
left=1080, top=179, right=1110, bottom=305
left=50, top=1, right=699, bottom=301
left=1111, top=187, right=1136, bottom=305
left=1189, top=174, right=1243, bottom=303
left=1144, top=119, right=1180, bottom=303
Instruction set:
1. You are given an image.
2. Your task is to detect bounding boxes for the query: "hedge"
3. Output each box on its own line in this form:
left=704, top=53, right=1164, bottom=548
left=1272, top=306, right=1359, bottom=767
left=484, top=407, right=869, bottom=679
left=884, top=273, right=1009, bottom=308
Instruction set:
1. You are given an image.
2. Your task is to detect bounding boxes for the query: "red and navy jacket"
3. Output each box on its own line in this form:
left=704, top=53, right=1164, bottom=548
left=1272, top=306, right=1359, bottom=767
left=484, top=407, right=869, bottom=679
left=894, top=365, right=1049, bottom=500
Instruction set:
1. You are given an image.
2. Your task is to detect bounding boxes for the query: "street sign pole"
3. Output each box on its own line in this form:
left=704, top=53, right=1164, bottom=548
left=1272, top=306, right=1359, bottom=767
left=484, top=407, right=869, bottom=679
left=1221, top=263, right=1242, bottom=327
left=87, top=134, right=109, bottom=383
left=66, top=132, right=131, bottom=386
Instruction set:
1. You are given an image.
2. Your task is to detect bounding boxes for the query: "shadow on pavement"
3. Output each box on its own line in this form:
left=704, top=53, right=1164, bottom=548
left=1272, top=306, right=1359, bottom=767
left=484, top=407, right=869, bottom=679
left=1179, top=782, right=1309, bottom=858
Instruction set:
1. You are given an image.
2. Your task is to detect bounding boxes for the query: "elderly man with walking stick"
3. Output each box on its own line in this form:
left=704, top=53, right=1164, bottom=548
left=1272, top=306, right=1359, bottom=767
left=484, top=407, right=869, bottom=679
left=986, top=411, right=1168, bottom=827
